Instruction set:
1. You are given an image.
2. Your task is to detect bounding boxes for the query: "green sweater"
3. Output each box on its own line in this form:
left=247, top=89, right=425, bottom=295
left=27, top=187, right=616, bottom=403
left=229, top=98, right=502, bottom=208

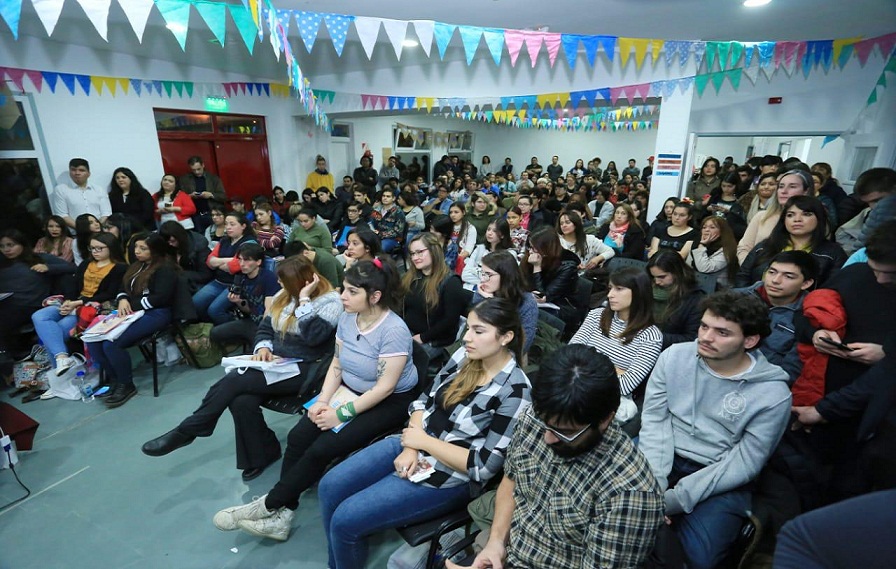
left=288, top=222, right=333, bottom=250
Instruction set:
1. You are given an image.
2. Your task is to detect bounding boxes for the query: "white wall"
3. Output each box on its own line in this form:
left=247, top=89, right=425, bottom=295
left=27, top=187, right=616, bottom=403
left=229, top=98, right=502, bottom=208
left=329, top=113, right=657, bottom=178
left=693, top=137, right=752, bottom=165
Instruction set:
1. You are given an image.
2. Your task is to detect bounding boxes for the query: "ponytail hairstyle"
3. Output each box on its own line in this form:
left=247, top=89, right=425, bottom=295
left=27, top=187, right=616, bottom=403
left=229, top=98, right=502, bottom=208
left=440, top=298, right=523, bottom=408
left=344, top=256, right=403, bottom=312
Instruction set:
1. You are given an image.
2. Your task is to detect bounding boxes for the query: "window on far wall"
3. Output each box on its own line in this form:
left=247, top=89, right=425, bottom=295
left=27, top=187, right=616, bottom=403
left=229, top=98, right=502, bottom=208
left=849, top=147, right=877, bottom=182
left=0, top=98, right=53, bottom=237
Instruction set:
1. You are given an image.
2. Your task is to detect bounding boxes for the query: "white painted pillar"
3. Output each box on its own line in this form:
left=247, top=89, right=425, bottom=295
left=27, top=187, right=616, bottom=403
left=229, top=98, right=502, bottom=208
left=647, top=86, right=695, bottom=220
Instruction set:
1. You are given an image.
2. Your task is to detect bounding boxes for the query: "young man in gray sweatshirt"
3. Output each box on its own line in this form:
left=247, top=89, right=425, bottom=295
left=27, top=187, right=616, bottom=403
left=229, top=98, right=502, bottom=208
left=639, top=291, right=792, bottom=569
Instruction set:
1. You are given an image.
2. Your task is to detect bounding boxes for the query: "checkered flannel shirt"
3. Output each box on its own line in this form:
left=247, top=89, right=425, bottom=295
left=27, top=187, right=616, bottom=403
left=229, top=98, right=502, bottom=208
left=504, top=408, right=664, bottom=568
left=410, top=348, right=531, bottom=493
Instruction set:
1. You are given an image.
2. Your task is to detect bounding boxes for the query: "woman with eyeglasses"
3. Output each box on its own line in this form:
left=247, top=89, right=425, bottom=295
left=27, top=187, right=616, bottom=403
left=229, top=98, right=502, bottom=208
left=31, top=232, right=127, bottom=376
left=204, top=202, right=227, bottom=250
left=318, top=298, right=531, bottom=569
left=570, top=267, right=662, bottom=423
left=472, top=251, right=537, bottom=352
left=402, top=233, right=466, bottom=363
left=462, top=218, right=516, bottom=290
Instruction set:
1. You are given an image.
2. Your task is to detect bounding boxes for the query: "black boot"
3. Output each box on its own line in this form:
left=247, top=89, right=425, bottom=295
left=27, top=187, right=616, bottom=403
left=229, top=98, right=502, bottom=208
left=142, top=428, right=195, bottom=456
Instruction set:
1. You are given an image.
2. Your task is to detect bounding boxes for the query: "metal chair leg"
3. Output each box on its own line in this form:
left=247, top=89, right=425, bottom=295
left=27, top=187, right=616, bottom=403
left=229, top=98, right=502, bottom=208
left=151, top=335, right=159, bottom=397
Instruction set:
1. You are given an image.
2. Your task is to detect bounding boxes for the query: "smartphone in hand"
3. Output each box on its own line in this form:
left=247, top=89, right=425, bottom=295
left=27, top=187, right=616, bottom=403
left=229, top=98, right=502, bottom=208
left=820, top=336, right=854, bottom=351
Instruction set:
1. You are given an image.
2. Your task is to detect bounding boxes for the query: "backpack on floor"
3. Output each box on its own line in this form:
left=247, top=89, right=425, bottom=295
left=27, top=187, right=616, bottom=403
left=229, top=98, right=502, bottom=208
left=174, top=323, right=223, bottom=368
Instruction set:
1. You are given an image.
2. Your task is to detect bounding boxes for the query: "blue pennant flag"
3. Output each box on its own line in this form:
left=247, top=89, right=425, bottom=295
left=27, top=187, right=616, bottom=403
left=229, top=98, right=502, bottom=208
left=434, top=22, right=456, bottom=60
left=562, top=35, right=580, bottom=69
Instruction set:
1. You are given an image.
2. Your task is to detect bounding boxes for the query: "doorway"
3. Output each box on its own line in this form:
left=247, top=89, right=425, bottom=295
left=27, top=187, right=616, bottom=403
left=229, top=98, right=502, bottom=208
left=154, top=109, right=272, bottom=207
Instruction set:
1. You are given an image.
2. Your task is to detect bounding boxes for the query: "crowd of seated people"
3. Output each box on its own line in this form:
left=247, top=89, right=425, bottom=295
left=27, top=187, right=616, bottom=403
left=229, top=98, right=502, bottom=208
left=2, top=152, right=894, bottom=568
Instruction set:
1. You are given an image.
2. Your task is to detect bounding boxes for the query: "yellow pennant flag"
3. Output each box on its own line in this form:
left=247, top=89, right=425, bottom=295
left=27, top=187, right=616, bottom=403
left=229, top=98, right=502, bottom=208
left=249, top=0, right=260, bottom=27
left=494, top=110, right=506, bottom=123
left=631, top=38, right=650, bottom=70
left=536, top=94, right=553, bottom=108
left=618, top=38, right=634, bottom=68
left=650, top=40, right=664, bottom=64
left=833, top=37, right=862, bottom=64
left=117, top=78, right=129, bottom=94
left=90, top=76, right=105, bottom=95
left=103, top=77, right=118, bottom=96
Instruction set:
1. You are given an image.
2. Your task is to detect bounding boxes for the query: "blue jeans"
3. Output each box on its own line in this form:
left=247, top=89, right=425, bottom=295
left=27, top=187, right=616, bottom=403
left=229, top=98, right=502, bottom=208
left=381, top=238, right=401, bottom=253
left=191, top=281, right=233, bottom=325
left=85, top=308, right=172, bottom=386
left=669, top=455, right=751, bottom=569
left=32, top=305, right=78, bottom=364
left=319, top=437, right=471, bottom=569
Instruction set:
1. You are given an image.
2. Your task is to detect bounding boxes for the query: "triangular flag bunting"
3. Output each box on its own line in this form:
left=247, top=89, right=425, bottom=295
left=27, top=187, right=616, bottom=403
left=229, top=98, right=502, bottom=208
left=504, top=30, right=525, bottom=67
left=32, top=0, right=64, bottom=36
left=59, top=73, right=76, bottom=94
left=710, top=71, right=726, bottom=93
left=544, top=33, right=562, bottom=67
left=618, top=37, right=635, bottom=68
left=74, top=0, right=112, bottom=40
left=412, top=20, right=434, bottom=57
left=482, top=29, right=504, bottom=66
left=42, top=71, right=59, bottom=93
left=323, top=14, right=352, bottom=57
left=90, top=75, right=105, bottom=95
left=155, top=0, right=191, bottom=50
left=381, top=18, right=409, bottom=60
left=354, top=17, right=381, bottom=60
left=229, top=4, right=258, bottom=54
left=650, top=39, right=664, bottom=64
left=162, top=81, right=174, bottom=97
left=195, top=0, right=227, bottom=46
left=433, top=22, right=456, bottom=60
left=694, top=74, right=710, bottom=96
left=562, top=35, right=580, bottom=69
left=458, top=26, right=483, bottom=65
left=853, top=38, right=877, bottom=66
left=718, top=42, right=731, bottom=70
left=727, top=68, right=742, bottom=90
left=5, top=68, right=25, bottom=91
left=729, top=41, right=744, bottom=69
left=524, top=32, right=544, bottom=67
left=75, top=74, right=91, bottom=95
left=24, top=70, right=42, bottom=92
left=630, top=38, right=650, bottom=69
left=581, top=35, right=600, bottom=67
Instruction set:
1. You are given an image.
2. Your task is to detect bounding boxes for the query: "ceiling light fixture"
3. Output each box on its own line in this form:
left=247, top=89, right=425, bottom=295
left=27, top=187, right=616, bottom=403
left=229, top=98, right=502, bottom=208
left=166, top=22, right=187, bottom=33
left=743, top=0, right=772, bottom=7
left=402, top=39, right=419, bottom=47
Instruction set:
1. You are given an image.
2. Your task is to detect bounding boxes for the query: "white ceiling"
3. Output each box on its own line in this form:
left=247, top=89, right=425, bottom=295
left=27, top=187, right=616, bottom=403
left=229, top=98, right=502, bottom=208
left=10, top=0, right=896, bottom=90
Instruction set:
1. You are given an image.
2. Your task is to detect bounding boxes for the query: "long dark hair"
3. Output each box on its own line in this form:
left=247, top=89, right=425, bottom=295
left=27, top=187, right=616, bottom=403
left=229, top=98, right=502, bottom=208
left=123, top=232, right=174, bottom=295
left=486, top=218, right=512, bottom=251
left=87, top=231, right=125, bottom=264
left=105, top=213, right=140, bottom=250
left=600, top=267, right=655, bottom=344
left=557, top=210, right=588, bottom=260
left=402, top=232, right=449, bottom=311
left=109, top=167, right=147, bottom=197
left=347, top=226, right=382, bottom=258
left=448, top=202, right=471, bottom=245
left=158, top=220, right=192, bottom=263
left=655, top=198, right=679, bottom=222
left=699, top=216, right=739, bottom=285
left=760, top=196, right=830, bottom=266
left=647, top=250, right=697, bottom=321
left=522, top=227, right=563, bottom=277
left=441, top=298, right=523, bottom=409
left=344, top=256, right=403, bottom=312
left=224, top=212, right=257, bottom=242
left=42, top=215, right=70, bottom=257
left=481, top=251, right=527, bottom=307
left=75, top=213, right=101, bottom=262
left=0, top=228, right=40, bottom=268
left=155, top=174, right=183, bottom=201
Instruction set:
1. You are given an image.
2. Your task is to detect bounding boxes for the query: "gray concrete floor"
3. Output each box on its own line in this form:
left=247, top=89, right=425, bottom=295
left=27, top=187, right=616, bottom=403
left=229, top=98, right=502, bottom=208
left=0, top=357, right=402, bottom=569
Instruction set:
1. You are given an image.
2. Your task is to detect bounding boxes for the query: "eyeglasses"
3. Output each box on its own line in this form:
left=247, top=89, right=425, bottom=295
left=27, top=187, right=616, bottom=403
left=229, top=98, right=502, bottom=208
left=530, top=415, right=592, bottom=444
left=89, top=246, right=108, bottom=252
left=477, top=268, right=498, bottom=281
left=409, top=249, right=429, bottom=258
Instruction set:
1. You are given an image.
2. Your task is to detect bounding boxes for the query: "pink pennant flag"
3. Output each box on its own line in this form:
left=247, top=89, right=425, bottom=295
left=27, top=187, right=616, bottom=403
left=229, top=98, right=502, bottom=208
left=544, top=33, right=562, bottom=67
left=377, top=96, right=389, bottom=109
left=525, top=32, right=544, bottom=67
left=622, top=84, right=639, bottom=102
left=361, top=94, right=372, bottom=110
left=795, top=42, right=808, bottom=68
left=24, top=70, right=43, bottom=92
left=223, top=83, right=233, bottom=97
left=609, top=87, right=624, bottom=106
left=5, top=68, right=26, bottom=91
left=853, top=38, right=877, bottom=66
left=875, top=33, right=896, bottom=63
left=505, top=30, right=526, bottom=67
left=634, top=82, right=651, bottom=101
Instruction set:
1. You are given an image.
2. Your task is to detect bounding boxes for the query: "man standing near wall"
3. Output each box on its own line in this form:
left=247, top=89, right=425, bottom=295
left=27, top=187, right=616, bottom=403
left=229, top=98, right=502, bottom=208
left=180, top=156, right=226, bottom=234
left=52, top=158, right=111, bottom=229
left=546, top=155, right=563, bottom=182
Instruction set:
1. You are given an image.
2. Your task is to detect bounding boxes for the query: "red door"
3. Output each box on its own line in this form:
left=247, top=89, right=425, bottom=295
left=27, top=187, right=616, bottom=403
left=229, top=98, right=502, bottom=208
left=158, top=140, right=218, bottom=179
left=215, top=139, right=272, bottom=207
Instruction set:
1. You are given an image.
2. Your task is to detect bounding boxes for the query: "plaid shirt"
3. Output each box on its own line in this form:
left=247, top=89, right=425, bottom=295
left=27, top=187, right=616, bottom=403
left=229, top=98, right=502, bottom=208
left=505, top=409, right=664, bottom=568
left=410, top=347, right=531, bottom=493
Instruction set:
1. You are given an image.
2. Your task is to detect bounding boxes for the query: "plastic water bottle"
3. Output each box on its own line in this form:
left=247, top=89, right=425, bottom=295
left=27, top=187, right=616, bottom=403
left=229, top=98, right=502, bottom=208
left=76, top=371, right=94, bottom=401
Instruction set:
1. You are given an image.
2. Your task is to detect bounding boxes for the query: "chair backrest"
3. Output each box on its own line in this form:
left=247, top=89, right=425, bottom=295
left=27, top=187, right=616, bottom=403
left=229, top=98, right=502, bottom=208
left=606, top=256, right=648, bottom=273
left=411, top=341, right=431, bottom=395
left=575, top=276, right=593, bottom=313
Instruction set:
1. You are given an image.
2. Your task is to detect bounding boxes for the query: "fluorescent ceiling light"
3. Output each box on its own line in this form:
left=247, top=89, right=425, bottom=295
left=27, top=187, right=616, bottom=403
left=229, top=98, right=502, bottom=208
left=166, top=22, right=187, bottom=33
left=402, top=39, right=419, bottom=47
left=743, top=0, right=772, bottom=7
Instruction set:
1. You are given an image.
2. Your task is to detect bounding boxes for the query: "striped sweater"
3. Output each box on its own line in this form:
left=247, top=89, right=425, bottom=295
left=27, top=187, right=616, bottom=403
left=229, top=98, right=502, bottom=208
left=570, top=308, right=663, bottom=395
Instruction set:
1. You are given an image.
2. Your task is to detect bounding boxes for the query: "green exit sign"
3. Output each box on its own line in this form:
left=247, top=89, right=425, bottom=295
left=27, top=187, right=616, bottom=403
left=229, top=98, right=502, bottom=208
left=205, top=97, right=229, bottom=112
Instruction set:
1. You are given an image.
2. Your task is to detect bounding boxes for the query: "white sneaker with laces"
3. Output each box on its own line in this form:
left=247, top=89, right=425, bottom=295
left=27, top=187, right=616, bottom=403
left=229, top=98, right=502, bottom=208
left=237, top=507, right=295, bottom=541
left=213, top=495, right=274, bottom=531
left=55, top=355, right=76, bottom=376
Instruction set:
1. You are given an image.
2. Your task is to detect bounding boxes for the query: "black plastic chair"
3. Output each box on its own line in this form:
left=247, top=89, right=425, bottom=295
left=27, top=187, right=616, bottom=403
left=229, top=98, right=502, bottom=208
left=396, top=507, right=479, bottom=569
left=138, top=321, right=200, bottom=397
left=259, top=353, right=335, bottom=415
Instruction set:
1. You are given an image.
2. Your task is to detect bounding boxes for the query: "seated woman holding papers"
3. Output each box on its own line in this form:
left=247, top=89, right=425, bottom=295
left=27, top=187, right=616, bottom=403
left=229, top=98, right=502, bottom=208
left=141, top=255, right=342, bottom=481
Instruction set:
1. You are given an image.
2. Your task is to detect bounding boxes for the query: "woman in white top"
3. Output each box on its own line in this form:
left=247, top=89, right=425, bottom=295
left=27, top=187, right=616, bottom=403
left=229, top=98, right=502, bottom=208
left=462, top=218, right=517, bottom=290
left=557, top=210, right=615, bottom=270
left=570, top=267, right=663, bottom=423
left=448, top=202, right=477, bottom=261
left=688, top=216, right=739, bottom=289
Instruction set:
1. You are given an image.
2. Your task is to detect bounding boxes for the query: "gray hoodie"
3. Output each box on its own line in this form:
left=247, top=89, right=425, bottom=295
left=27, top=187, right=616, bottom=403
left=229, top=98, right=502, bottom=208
left=639, top=341, right=791, bottom=515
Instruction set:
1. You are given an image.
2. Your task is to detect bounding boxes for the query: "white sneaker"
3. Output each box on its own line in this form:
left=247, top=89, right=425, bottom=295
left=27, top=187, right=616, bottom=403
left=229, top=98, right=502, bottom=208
left=55, top=356, right=76, bottom=376
left=238, top=507, right=295, bottom=541
left=212, top=495, right=275, bottom=531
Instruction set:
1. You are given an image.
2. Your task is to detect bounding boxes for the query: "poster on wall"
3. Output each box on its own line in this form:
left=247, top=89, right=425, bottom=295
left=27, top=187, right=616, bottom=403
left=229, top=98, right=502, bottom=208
left=655, top=153, right=682, bottom=176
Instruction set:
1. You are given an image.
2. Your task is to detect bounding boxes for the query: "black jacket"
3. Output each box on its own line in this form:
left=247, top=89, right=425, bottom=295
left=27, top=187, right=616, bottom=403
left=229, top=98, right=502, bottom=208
left=597, top=222, right=647, bottom=260
left=736, top=239, right=847, bottom=288
left=402, top=274, right=466, bottom=347
left=109, top=187, right=156, bottom=230
left=72, top=261, right=128, bottom=303
left=659, top=288, right=705, bottom=350
left=532, top=249, right=580, bottom=308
